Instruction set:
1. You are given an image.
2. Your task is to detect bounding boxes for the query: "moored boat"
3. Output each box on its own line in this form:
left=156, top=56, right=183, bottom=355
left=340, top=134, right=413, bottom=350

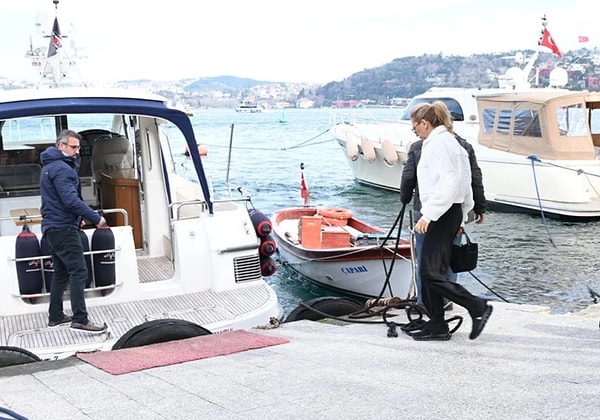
left=329, top=18, right=600, bottom=218
left=0, top=3, right=282, bottom=364
left=271, top=205, right=414, bottom=299
left=235, top=100, right=267, bottom=113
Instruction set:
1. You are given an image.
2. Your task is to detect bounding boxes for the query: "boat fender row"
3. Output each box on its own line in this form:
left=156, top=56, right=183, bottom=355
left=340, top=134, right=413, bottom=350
left=15, top=224, right=115, bottom=297
left=259, top=235, right=277, bottom=257
left=92, top=225, right=116, bottom=292
left=248, top=208, right=272, bottom=237
left=345, top=129, right=378, bottom=163
left=361, top=137, right=376, bottom=162
left=248, top=208, right=277, bottom=276
left=15, top=224, right=42, bottom=296
left=382, top=139, right=398, bottom=166
left=259, top=236, right=277, bottom=276
left=260, top=256, right=277, bottom=277
left=346, top=131, right=360, bottom=161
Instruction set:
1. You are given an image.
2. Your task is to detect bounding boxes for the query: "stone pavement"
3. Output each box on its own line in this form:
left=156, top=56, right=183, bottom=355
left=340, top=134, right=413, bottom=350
left=1, top=301, right=599, bottom=420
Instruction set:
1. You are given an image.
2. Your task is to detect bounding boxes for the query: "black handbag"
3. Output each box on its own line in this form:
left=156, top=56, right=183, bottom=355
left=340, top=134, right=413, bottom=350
left=450, top=232, right=478, bottom=273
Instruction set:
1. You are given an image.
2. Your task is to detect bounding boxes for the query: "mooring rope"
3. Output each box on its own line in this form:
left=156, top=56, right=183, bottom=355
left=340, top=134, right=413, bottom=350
left=527, top=155, right=557, bottom=247
left=198, top=128, right=333, bottom=152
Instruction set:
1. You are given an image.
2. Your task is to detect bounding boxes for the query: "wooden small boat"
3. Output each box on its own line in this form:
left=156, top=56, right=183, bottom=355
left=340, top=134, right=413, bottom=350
left=271, top=206, right=414, bottom=299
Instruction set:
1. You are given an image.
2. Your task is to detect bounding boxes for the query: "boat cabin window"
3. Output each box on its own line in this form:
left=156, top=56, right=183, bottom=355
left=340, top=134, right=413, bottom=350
left=0, top=115, right=127, bottom=195
left=481, top=108, right=495, bottom=133
left=513, top=110, right=542, bottom=137
left=496, top=109, right=512, bottom=134
left=556, top=104, right=587, bottom=137
left=400, top=97, right=465, bottom=122
left=590, top=108, right=600, bottom=134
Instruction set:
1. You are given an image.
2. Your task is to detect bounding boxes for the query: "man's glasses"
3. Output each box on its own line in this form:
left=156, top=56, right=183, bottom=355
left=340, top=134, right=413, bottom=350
left=64, top=143, right=81, bottom=150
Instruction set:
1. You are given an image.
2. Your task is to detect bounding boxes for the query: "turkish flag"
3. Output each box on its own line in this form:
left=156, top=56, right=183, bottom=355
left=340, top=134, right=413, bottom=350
left=47, top=17, right=62, bottom=58
left=579, top=35, right=590, bottom=43
left=539, top=28, right=562, bottom=58
left=300, top=171, right=310, bottom=205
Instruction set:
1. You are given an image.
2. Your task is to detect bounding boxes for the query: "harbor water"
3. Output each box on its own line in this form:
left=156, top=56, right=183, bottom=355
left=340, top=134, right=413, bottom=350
left=171, top=107, right=600, bottom=317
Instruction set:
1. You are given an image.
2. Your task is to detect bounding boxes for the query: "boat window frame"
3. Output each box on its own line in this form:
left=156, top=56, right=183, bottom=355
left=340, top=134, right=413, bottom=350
left=481, top=108, right=496, bottom=133
left=513, top=109, right=542, bottom=137
left=556, top=103, right=588, bottom=137
left=496, top=109, right=512, bottom=134
left=400, top=97, right=466, bottom=122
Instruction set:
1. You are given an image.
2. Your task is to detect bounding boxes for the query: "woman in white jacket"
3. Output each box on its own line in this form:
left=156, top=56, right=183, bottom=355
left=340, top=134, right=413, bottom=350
left=410, top=102, right=493, bottom=341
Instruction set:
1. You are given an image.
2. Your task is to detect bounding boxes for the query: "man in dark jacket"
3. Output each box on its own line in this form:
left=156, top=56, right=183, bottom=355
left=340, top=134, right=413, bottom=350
left=40, top=129, right=107, bottom=333
left=400, top=133, right=486, bottom=305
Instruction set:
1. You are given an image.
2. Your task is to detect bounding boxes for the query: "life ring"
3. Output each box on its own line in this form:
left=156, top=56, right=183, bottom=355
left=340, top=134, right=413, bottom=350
left=318, top=207, right=353, bottom=226
left=184, top=144, right=208, bottom=157
left=285, top=297, right=364, bottom=322
left=361, top=137, right=376, bottom=162
left=318, top=207, right=353, bottom=220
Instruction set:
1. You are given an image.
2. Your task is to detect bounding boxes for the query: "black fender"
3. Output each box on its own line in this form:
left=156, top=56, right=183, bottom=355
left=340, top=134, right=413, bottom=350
left=112, top=319, right=212, bottom=350
left=285, top=297, right=363, bottom=322
left=0, top=346, right=41, bottom=369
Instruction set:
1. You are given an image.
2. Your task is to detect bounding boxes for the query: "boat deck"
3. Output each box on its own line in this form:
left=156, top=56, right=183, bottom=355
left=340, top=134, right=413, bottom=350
left=278, top=219, right=364, bottom=241
left=277, top=218, right=397, bottom=248
left=0, top=277, right=275, bottom=359
left=137, top=255, right=174, bottom=283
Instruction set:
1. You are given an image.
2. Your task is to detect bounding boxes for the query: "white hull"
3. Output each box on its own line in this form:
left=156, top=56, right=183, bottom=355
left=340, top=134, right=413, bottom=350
left=0, top=87, right=282, bottom=361
left=277, top=245, right=413, bottom=299
left=272, top=207, right=414, bottom=299
left=330, top=89, right=600, bottom=218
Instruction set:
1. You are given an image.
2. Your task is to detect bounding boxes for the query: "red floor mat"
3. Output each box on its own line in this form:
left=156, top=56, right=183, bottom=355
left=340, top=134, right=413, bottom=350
left=76, top=330, right=289, bottom=375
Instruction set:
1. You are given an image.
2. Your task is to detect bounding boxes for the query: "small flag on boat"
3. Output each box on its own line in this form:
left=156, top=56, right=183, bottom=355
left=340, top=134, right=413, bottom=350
left=300, top=168, right=310, bottom=205
left=538, top=28, right=562, bottom=58
left=47, top=17, right=62, bottom=58
left=578, top=35, right=590, bottom=43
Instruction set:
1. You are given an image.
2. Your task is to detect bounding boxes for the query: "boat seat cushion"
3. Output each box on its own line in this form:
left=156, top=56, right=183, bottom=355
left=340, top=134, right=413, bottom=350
left=91, top=134, right=134, bottom=182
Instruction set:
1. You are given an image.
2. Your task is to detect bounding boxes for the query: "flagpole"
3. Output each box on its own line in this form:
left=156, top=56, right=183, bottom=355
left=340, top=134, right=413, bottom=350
left=300, top=162, right=310, bottom=206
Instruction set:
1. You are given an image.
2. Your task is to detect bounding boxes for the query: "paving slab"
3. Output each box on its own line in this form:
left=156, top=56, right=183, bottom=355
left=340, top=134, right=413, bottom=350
left=1, top=302, right=599, bottom=420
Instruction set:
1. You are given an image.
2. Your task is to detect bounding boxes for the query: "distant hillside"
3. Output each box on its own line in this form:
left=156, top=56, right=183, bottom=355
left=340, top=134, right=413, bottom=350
left=183, top=75, right=273, bottom=92
left=315, top=48, right=600, bottom=105
left=3, top=48, right=598, bottom=109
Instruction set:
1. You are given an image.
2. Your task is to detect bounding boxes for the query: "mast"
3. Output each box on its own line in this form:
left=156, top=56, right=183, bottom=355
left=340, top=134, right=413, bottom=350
left=27, top=0, right=86, bottom=88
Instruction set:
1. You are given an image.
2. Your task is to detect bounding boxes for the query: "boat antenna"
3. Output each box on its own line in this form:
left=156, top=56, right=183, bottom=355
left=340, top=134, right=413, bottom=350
left=521, top=15, right=547, bottom=88
left=225, top=123, right=235, bottom=198
left=300, top=162, right=310, bottom=206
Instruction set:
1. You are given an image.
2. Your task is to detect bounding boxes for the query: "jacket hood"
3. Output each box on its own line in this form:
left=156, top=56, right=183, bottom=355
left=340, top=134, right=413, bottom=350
left=40, top=146, right=77, bottom=168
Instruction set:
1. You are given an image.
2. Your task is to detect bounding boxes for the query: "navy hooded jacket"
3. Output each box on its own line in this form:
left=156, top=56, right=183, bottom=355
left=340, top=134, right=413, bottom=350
left=40, top=146, right=101, bottom=233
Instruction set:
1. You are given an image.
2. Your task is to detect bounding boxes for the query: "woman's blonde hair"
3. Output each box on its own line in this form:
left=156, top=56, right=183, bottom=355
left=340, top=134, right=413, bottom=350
left=410, top=101, right=453, bottom=132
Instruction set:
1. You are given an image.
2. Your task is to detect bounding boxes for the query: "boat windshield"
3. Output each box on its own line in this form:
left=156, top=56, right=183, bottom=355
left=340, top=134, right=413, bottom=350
left=400, top=97, right=465, bottom=122
left=0, top=114, right=121, bottom=180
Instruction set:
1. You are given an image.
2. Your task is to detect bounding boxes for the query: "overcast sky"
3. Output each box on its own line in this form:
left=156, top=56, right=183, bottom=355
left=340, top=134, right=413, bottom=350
left=1, top=0, right=596, bottom=84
